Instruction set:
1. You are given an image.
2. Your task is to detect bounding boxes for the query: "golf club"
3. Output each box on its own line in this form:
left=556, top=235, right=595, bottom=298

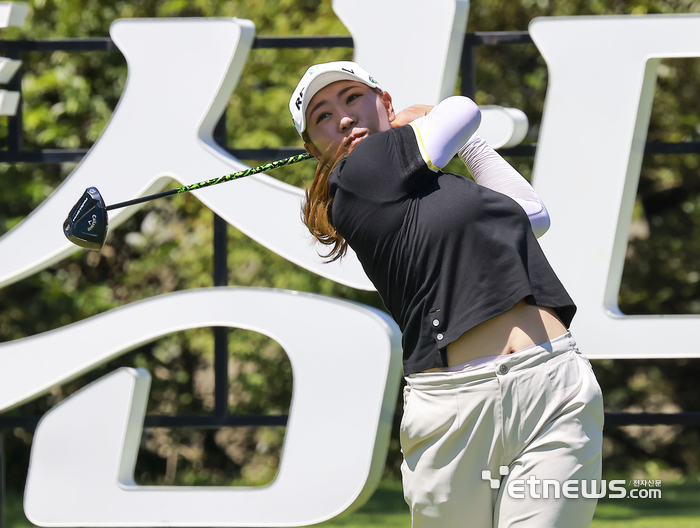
left=63, top=152, right=313, bottom=251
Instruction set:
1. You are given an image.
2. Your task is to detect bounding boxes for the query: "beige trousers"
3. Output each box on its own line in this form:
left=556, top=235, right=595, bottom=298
left=400, top=333, right=604, bottom=528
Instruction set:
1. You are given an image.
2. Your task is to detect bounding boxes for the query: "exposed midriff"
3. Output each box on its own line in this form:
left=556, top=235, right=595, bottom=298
left=422, top=299, right=568, bottom=372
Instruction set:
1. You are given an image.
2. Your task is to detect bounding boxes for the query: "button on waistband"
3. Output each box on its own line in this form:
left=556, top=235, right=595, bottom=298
left=498, top=364, right=509, bottom=375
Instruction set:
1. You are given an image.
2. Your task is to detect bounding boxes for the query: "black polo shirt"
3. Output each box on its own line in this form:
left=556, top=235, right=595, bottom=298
left=329, top=125, right=576, bottom=375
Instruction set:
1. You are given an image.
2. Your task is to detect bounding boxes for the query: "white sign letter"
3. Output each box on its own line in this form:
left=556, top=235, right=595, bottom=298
left=0, top=18, right=373, bottom=291
left=19, top=288, right=402, bottom=526
left=530, top=15, right=700, bottom=358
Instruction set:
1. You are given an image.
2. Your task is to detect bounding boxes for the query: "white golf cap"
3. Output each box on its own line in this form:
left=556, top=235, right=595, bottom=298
left=289, top=61, right=381, bottom=136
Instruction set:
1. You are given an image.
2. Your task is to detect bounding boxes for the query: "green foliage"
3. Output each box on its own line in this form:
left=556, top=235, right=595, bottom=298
left=1, top=0, right=700, bottom=500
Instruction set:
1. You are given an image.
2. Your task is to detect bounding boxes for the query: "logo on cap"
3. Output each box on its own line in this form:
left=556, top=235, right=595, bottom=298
left=295, top=87, right=305, bottom=111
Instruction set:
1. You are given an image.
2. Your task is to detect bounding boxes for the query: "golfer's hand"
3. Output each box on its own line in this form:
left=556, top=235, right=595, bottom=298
left=391, top=105, right=434, bottom=128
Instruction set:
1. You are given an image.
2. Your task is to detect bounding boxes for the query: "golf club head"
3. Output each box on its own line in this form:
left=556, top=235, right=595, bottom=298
left=63, top=187, right=108, bottom=251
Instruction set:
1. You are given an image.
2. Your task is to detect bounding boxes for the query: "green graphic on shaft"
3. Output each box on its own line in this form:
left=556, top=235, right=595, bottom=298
left=105, top=152, right=313, bottom=211
left=176, top=153, right=312, bottom=194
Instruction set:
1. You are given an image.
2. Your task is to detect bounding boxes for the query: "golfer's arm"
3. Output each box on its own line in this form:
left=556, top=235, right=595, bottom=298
left=408, top=97, right=549, bottom=237
left=409, top=96, right=481, bottom=171
left=459, top=134, right=550, bottom=238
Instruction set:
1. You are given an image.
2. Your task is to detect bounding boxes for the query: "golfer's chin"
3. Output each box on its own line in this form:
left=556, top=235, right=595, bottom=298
left=315, top=132, right=370, bottom=164
left=343, top=130, right=369, bottom=148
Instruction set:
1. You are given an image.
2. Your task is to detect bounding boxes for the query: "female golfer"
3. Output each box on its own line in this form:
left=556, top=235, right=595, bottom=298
left=290, top=61, right=604, bottom=528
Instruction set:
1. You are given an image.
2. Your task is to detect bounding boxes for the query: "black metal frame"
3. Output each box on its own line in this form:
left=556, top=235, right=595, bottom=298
left=2, top=29, right=700, bottom=528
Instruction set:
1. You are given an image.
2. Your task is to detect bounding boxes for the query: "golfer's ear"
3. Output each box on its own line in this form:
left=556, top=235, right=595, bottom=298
left=304, top=142, right=322, bottom=161
left=382, top=91, right=396, bottom=122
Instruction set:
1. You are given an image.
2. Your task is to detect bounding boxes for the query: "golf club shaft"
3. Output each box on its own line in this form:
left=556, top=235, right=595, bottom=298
left=105, top=152, right=313, bottom=211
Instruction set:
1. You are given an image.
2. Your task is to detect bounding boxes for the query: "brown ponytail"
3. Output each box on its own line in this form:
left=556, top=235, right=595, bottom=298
left=302, top=137, right=357, bottom=262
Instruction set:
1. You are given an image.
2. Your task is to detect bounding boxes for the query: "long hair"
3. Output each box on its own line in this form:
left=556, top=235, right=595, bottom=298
left=302, top=136, right=358, bottom=262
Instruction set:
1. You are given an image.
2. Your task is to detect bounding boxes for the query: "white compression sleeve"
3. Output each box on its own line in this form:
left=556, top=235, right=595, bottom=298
left=458, top=134, right=550, bottom=238
left=409, top=96, right=481, bottom=171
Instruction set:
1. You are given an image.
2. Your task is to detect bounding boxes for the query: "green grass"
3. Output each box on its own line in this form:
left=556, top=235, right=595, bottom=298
left=307, top=478, right=410, bottom=528
left=4, top=478, right=700, bottom=528
left=4, top=493, right=35, bottom=528
left=590, top=480, right=700, bottom=528
left=307, top=478, right=700, bottom=528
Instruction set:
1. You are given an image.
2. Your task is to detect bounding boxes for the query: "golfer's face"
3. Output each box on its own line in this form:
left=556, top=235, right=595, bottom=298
left=304, top=80, right=393, bottom=163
